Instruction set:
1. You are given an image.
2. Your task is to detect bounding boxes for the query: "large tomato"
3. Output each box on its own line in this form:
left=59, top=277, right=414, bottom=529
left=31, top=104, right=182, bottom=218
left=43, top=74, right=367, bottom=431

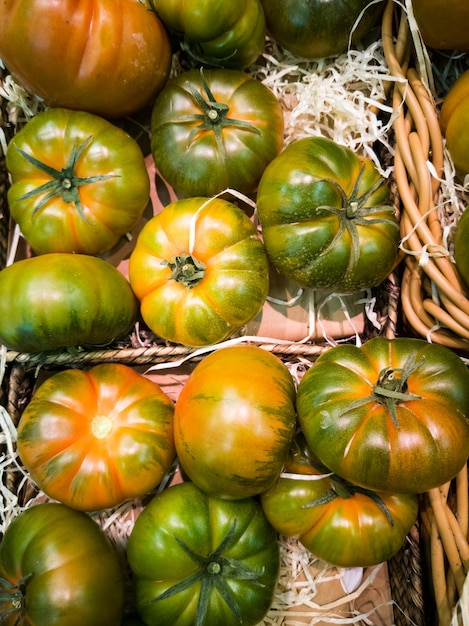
left=412, top=0, right=469, bottom=52
left=174, top=345, right=297, bottom=499
left=6, top=108, right=150, bottom=256
left=126, top=482, right=279, bottom=626
left=440, top=69, right=469, bottom=176
left=17, top=364, right=175, bottom=511
left=296, top=337, right=469, bottom=494
left=0, top=503, right=124, bottom=625
left=256, top=136, right=399, bottom=292
left=128, top=197, right=269, bottom=346
left=0, top=253, right=137, bottom=353
left=148, top=0, right=266, bottom=69
left=260, top=0, right=385, bottom=59
left=0, top=0, right=172, bottom=118
left=150, top=68, right=284, bottom=197
left=260, top=433, right=418, bottom=567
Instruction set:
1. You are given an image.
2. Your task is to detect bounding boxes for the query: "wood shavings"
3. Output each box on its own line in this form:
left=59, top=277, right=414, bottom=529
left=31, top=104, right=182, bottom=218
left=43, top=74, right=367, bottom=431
left=250, top=39, right=397, bottom=176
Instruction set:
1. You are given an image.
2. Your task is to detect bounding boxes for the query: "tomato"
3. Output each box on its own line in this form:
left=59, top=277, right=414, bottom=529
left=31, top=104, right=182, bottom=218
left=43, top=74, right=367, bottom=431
left=126, top=482, right=279, bottom=626
left=440, top=70, right=469, bottom=176
left=0, top=503, right=124, bottom=625
left=0, top=0, right=172, bottom=118
left=17, top=363, right=175, bottom=511
left=128, top=197, right=269, bottom=346
left=150, top=68, right=284, bottom=198
left=454, top=205, right=469, bottom=287
left=6, top=108, right=150, bottom=256
left=260, top=0, right=384, bottom=59
left=260, top=433, right=418, bottom=567
left=173, top=345, right=297, bottom=499
left=412, top=0, right=469, bottom=52
left=256, top=136, right=399, bottom=292
left=148, top=0, right=265, bottom=69
left=0, top=253, right=137, bottom=353
left=296, top=337, right=469, bottom=494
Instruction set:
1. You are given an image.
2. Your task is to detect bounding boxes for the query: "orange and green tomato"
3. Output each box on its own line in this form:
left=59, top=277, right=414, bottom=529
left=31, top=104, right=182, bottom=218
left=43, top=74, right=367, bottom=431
left=173, top=345, right=297, bottom=499
left=17, top=363, right=175, bottom=511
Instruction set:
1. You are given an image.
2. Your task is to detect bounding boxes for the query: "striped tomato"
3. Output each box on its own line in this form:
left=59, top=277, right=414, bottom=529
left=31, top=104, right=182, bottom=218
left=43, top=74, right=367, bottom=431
left=173, top=345, right=297, bottom=499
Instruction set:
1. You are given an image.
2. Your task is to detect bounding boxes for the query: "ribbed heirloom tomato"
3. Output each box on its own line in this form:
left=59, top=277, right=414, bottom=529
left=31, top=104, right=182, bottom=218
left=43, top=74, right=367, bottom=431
left=0, top=503, right=124, bottom=626
left=17, top=364, right=175, bottom=511
left=256, top=136, right=400, bottom=292
left=127, top=482, right=280, bottom=626
left=0, top=253, right=137, bottom=353
left=0, top=0, right=172, bottom=118
left=150, top=68, right=284, bottom=197
left=260, top=434, right=418, bottom=567
left=148, top=0, right=266, bottom=69
left=6, top=108, right=150, bottom=255
left=296, top=337, right=469, bottom=494
left=128, top=197, right=269, bottom=346
left=174, top=345, right=297, bottom=499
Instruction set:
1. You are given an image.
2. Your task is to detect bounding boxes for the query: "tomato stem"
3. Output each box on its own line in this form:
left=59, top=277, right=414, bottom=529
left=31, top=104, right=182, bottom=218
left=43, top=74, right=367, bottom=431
left=316, top=166, right=398, bottom=263
left=302, top=462, right=395, bottom=526
left=162, top=253, right=206, bottom=288
left=13, top=137, right=118, bottom=223
left=182, top=68, right=261, bottom=156
left=0, top=573, right=32, bottom=623
left=152, top=519, right=264, bottom=626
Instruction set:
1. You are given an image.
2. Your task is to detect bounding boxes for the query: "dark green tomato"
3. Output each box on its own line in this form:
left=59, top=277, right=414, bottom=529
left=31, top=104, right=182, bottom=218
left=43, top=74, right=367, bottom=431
left=150, top=68, right=284, bottom=198
left=256, top=136, right=399, bottom=292
left=260, top=0, right=385, bottom=59
left=260, top=433, right=418, bottom=567
left=455, top=205, right=469, bottom=287
left=128, top=197, right=269, bottom=347
left=6, top=108, right=150, bottom=256
left=0, top=503, right=124, bottom=626
left=0, top=253, right=137, bottom=353
left=296, top=337, right=469, bottom=494
left=126, top=482, right=280, bottom=626
left=149, top=0, right=266, bottom=69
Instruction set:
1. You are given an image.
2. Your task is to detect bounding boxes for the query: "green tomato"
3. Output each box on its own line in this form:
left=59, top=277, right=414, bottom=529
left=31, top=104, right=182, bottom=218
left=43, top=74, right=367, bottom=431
left=150, top=68, right=284, bottom=198
left=149, top=0, right=266, bottom=69
left=0, top=253, right=137, bottom=353
left=256, top=136, right=400, bottom=292
left=260, top=0, right=385, bottom=59
left=0, top=503, right=124, bottom=626
left=6, top=108, right=150, bottom=255
left=296, top=336, right=469, bottom=494
left=126, top=482, right=280, bottom=626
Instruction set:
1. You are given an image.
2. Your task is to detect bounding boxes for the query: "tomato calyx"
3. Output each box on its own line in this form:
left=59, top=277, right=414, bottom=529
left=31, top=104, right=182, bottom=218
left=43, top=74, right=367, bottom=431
left=182, top=69, right=261, bottom=154
left=342, top=356, right=424, bottom=427
left=162, top=253, right=206, bottom=288
left=0, top=573, right=32, bottom=622
left=13, top=137, right=118, bottom=222
left=153, top=519, right=265, bottom=626
left=298, top=462, right=395, bottom=527
left=316, top=166, right=398, bottom=263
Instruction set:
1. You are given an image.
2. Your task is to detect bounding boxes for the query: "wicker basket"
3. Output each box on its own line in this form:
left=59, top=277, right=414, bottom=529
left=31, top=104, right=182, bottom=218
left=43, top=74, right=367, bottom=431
left=1, top=1, right=468, bottom=624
